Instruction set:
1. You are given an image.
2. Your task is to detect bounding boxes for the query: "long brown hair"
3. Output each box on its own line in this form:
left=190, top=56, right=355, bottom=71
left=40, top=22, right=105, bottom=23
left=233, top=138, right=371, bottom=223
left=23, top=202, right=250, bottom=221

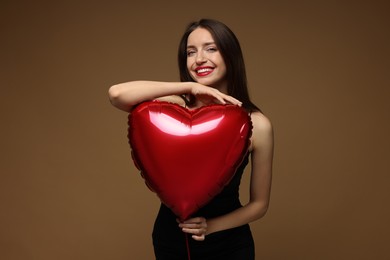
left=178, top=19, right=260, bottom=112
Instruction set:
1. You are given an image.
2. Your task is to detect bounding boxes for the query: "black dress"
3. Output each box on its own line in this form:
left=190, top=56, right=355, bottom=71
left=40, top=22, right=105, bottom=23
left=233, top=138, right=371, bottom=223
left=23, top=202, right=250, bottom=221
left=152, top=154, right=255, bottom=260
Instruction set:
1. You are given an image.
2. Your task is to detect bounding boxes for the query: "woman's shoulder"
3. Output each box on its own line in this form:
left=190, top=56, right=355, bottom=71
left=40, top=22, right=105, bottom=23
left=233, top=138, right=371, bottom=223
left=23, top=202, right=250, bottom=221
left=250, top=111, right=272, bottom=131
left=249, top=111, right=273, bottom=151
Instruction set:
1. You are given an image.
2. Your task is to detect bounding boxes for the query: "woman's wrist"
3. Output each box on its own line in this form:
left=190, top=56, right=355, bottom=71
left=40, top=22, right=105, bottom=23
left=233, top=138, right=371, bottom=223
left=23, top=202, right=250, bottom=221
left=180, top=81, right=196, bottom=95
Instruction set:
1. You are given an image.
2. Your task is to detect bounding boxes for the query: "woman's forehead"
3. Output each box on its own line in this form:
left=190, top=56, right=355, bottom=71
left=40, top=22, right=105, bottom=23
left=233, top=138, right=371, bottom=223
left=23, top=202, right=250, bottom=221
left=187, top=28, right=215, bottom=46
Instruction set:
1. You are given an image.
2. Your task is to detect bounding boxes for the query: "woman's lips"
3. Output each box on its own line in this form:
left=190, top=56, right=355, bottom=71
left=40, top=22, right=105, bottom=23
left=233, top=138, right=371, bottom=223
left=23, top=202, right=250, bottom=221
left=196, top=67, right=214, bottom=77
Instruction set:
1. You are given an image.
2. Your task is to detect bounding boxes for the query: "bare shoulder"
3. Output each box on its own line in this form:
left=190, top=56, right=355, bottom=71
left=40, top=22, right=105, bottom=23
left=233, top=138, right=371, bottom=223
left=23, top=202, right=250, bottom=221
left=155, top=95, right=186, bottom=107
left=249, top=111, right=274, bottom=151
left=250, top=111, right=273, bottom=133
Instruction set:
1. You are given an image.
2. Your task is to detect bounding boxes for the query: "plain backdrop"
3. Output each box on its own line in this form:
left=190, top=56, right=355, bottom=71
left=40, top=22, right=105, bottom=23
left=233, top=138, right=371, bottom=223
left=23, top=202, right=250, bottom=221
left=1, top=1, right=389, bottom=259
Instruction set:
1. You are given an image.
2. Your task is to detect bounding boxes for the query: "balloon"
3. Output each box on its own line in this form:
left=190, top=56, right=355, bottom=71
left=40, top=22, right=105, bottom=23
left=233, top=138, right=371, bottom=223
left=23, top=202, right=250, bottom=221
left=128, top=100, right=252, bottom=220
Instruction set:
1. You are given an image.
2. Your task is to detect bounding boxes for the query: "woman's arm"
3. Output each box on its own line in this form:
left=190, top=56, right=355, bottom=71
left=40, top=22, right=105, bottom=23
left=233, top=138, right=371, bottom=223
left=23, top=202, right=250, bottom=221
left=108, top=81, right=191, bottom=112
left=179, top=111, right=274, bottom=241
left=108, top=80, right=242, bottom=112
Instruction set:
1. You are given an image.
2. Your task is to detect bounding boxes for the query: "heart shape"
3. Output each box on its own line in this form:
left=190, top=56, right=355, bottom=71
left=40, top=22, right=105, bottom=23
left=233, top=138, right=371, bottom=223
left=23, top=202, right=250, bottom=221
left=128, top=101, right=252, bottom=220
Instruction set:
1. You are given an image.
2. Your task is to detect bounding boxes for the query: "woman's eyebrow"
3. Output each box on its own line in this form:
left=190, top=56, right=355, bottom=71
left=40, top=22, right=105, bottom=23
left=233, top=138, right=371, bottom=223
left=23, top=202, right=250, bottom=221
left=186, top=42, right=216, bottom=49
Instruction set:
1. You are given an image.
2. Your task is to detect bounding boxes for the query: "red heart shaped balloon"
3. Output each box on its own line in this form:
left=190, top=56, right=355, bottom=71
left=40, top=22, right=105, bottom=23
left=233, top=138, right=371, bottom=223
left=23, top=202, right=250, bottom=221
left=128, top=101, right=252, bottom=220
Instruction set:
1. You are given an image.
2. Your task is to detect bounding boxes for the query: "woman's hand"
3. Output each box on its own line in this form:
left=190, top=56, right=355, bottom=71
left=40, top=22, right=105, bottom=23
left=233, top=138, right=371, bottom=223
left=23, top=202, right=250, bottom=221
left=178, top=217, right=208, bottom=241
left=190, top=83, right=242, bottom=106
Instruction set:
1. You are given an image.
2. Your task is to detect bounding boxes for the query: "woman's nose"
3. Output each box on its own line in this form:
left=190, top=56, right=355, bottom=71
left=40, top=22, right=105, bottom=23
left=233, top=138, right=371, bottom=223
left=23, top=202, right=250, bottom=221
left=196, top=53, right=207, bottom=64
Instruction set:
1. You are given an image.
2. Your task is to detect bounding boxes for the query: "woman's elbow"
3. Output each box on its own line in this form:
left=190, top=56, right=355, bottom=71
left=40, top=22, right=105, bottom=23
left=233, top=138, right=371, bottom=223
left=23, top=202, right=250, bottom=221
left=252, top=201, right=270, bottom=221
left=108, top=84, right=131, bottom=111
left=108, top=84, right=122, bottom=102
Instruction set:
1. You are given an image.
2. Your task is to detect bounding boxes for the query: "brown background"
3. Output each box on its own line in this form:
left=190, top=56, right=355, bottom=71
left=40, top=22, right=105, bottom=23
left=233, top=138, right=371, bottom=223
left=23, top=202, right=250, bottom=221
left=1, top=1, right=389, bottom=259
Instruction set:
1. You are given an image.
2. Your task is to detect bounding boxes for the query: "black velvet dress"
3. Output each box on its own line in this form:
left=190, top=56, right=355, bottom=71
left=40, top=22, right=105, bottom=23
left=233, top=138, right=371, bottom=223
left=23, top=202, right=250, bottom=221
left=152, top=154, right=254, bottom=260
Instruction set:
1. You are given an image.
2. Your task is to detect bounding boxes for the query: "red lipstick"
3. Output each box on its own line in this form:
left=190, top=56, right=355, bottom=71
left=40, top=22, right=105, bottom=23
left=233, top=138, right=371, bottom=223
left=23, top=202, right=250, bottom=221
left=195, top=66, right=214, bottom=77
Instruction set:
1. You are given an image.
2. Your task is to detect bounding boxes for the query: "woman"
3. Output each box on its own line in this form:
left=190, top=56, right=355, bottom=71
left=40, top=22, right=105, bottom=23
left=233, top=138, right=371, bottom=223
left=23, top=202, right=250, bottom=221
left=109, top=19, right=273, bottom=260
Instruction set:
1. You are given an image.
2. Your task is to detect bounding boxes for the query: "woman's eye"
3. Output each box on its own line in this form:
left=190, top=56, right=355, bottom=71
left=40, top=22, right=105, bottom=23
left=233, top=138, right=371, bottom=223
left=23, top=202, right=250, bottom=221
left=207, top=47, right=217, bottom=52
left=187, top=50, right=196, bottom=56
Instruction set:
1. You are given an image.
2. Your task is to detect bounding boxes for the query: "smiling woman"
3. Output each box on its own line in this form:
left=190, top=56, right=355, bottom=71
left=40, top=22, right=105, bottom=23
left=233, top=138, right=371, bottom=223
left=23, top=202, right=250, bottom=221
left=185, top=28, right=227, bottom=91
left=108, top=19, right=274, bottom=260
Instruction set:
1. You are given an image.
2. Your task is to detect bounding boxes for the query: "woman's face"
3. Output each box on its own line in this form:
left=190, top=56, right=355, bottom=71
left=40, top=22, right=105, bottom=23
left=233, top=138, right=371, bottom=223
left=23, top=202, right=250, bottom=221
left=186, top=28, right=227, bottom=91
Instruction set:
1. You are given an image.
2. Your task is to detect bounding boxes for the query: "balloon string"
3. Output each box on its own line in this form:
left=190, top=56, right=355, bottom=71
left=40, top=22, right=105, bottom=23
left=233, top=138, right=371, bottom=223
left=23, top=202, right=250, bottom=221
left=185, top=233, right=191, bottom=260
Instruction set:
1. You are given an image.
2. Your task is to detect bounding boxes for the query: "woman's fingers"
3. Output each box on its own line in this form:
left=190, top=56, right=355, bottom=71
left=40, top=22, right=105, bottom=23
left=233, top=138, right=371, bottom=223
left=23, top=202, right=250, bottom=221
left=178, top=217, right=208, bottom=241
left=220, top=93, right=242, bottom=106
left=191, top=84, right=242, bottom=106
left=192, top=234, right=206, bottom=241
